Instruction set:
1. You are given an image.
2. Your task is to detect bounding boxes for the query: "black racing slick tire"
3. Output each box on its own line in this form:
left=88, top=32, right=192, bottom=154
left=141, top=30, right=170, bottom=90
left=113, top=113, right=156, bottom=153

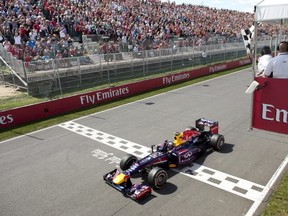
left=147, top=167, right=168, bottom=189
left=210, top=134, right=225, bottom=151
left=120, top=154, right=137, bottom=170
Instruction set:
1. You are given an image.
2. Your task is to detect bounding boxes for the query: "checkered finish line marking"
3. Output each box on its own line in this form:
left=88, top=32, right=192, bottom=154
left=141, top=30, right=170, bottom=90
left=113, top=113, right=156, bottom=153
left=59, top=121, right=267, bottom=202
left=60, top=121, right=151, bottom=157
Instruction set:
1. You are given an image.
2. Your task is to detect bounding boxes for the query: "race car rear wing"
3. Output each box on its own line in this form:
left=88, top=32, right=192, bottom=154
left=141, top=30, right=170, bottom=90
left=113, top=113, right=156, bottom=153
left=195, top=118, right=219, bottom=134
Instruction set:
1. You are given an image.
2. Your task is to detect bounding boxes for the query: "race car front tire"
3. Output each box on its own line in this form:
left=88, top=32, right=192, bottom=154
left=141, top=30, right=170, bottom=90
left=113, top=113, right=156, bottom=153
left=120, top=154, right=137, bottom=170
left=210, top=134, right=225, bottom=151
left=147, top=167, right=168, bottom=189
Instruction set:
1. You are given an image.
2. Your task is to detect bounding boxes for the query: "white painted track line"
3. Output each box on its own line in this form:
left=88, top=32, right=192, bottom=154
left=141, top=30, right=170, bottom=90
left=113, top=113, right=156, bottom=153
left=245, top=154, right=288, bottom=216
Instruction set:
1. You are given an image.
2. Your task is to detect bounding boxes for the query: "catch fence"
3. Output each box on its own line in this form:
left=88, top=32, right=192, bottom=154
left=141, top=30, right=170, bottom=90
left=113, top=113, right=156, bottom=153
left=0, top=40, right=271, bottom=98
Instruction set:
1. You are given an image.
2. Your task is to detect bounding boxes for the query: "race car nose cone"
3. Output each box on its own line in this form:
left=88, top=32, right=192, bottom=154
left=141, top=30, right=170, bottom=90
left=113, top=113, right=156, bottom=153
left=113, top=173, right=127, bottom=184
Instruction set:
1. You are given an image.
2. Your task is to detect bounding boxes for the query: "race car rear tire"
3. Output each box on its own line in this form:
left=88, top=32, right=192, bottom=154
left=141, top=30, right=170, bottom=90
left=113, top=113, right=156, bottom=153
left=210, top=134, right=225, bottom=151
left=120, top=154, right=137, bottom=170
left=147, top=167, right=168, bottom=189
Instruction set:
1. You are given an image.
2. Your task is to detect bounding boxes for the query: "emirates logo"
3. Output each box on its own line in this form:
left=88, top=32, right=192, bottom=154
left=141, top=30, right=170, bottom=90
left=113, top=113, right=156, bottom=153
left=262, top=103, right=288, bottom=123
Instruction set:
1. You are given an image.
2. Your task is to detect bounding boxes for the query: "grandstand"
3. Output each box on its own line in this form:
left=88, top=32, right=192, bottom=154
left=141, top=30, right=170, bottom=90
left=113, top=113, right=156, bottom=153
left=0, top=0, right=285, bottom=97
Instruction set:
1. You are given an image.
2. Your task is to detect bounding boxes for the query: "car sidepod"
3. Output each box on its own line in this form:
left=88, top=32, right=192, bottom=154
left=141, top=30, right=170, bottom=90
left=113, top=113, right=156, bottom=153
left=138, top=152, right=169, bottom=168
left=176, top=148, right=200, bottom=165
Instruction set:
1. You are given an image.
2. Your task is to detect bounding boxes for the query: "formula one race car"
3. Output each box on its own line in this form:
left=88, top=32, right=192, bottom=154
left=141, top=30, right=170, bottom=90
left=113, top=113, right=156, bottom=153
left=103, top=118, right=224, bottom=200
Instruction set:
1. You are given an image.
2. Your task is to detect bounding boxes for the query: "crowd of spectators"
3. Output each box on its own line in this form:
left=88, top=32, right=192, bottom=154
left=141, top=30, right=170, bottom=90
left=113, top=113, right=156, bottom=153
left=0, top=0, right=287, bottom=63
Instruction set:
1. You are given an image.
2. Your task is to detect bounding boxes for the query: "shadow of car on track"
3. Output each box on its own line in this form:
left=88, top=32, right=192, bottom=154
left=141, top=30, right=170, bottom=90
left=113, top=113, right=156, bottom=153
left=128, top=182, right=178, bottom=204
left=187, top=142, right=234, bottom=167
left=137, top=194, right=157, bottom=204
left=193, top=142, right=234, bottom=165
left=121, top=189, right=157, bottom=205
left=219, top=142, right=234, bottom=154
left=151, top=182, right=178, bottom=195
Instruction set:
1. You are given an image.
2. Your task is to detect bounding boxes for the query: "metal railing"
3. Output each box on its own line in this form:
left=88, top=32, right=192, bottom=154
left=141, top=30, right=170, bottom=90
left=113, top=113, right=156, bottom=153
left=0, top=40, right=272, bottom=98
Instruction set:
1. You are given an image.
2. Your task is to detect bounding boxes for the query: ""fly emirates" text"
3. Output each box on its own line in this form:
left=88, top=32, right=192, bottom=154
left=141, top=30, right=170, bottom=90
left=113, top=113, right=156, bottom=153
left=80, top=87, right=129, bottom=105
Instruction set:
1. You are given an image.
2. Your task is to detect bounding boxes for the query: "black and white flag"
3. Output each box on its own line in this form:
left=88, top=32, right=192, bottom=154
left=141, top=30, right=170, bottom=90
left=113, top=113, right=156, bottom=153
left=241, top=24, right=255, bottom=54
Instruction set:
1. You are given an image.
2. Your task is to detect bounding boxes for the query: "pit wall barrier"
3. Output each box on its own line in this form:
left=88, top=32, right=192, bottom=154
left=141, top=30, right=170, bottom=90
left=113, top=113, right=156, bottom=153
left=0, top=59, right=251, bottom=130
left=252, top=77, right=288, bottom=134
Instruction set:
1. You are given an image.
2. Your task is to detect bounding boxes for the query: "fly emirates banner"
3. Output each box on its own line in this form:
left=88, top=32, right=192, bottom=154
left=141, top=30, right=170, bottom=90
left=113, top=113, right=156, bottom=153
left=252, top=77, right=288, bottom=134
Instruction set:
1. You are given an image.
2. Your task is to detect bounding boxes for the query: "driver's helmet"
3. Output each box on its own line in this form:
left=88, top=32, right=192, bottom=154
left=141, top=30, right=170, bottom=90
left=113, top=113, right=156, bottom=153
left=173, top=132, right=185, bottom=146
left=174, top=132, right=182, bottom=139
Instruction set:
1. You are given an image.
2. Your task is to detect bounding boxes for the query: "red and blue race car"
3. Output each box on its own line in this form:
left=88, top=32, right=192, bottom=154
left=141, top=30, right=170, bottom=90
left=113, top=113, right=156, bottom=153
left=103, top=118, right=225, bottom=200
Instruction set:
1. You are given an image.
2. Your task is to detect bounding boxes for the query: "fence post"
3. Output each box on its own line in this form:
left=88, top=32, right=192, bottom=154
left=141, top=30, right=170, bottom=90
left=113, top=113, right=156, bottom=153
left=77, top=57, right=82, bottom=85
left=0, top=63, right=5, bottom=84
left=22, top=61, right=28, bottom=93
left=131, top=51, right=134, bottom=74
left=170, top=49, right=173, bottom=72
left=54, top=59, right=63, bottom=97
left=143, top=51, right=146, bottom=77
left=107, top=59, right=110, bottom=87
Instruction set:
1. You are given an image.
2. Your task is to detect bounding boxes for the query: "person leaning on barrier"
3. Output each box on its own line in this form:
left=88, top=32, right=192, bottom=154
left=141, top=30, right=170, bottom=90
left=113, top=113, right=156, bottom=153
left=256, top=46, right=272, bottom=77
left=262, top=41, right=288, bottom=78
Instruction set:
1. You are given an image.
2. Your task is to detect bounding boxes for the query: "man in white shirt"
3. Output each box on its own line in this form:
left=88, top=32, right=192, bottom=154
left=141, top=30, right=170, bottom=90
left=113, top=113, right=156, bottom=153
left=263, top=41, right=288, bottom=78
left=256, top=46, right=272, bottom=76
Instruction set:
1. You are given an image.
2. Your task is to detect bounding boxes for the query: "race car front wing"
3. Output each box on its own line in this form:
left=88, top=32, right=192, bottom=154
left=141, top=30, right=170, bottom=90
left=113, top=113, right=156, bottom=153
left=103, top=169, right=152, bottom=201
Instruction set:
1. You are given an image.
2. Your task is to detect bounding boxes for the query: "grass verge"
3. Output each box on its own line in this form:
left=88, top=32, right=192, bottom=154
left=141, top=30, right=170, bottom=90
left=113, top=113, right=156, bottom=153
left=262, top=171, right=288, bottom=216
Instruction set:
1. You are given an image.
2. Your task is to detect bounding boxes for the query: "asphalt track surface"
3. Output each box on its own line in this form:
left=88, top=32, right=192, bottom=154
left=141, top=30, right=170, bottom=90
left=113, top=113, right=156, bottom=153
left=1, top=68, right=288, bottom=216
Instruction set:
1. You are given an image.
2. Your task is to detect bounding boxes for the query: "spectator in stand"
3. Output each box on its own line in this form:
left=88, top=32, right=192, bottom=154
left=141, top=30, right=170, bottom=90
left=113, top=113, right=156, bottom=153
left=0, top=0, right=287, bottom=63
left=14, top=32, right=22, bottom=48
left=55, top=50, right=62, bottom=59
left=75, top=47, right=82, bottom=57
left=29, top=28, right=38, bottom=41
left=69, top=46, right=75, bottom=57
left=133, top=44, right=140, bottom=58
left=18, top=24, right=28, bottom=42
left=263, top=41, right=288, bottom=79
left=32, top=20, right=41, bottom=33
left=256, top=46, right=272, bottom=77
left=26, top=38, right=36, bottom=50
left=101, top=41, right=109, bottom=62
left=59, top=25, right=67, bottom=39
left=33, top=53, right=42, bottom=61
left=23, top=51, right=33, bottom=62
left=42, top=48, right=51, bottom=61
